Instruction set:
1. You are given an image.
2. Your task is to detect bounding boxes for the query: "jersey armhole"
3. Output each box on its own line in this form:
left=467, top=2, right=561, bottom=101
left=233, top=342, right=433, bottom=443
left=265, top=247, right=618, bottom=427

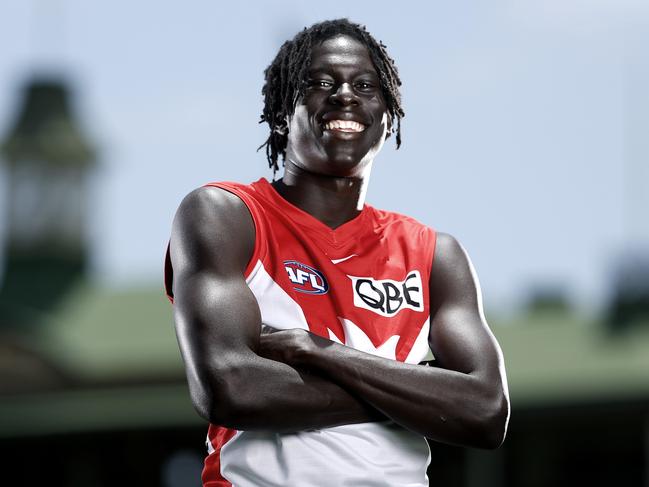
left=164, top=241, right=174, bottom=303
left=164, top=182, right=267, bottom=304
left=426, top=227, right=438, bottom=281
left=203, top=182, right=267, bottom=279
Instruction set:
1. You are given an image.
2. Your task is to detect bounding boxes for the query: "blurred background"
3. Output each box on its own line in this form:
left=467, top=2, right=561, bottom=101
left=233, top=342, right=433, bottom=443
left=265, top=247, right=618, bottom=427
left=1, top=0, right=648, bottom=485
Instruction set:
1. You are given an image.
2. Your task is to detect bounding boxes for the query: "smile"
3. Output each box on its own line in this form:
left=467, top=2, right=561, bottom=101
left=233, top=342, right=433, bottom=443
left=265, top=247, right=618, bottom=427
left=323, top=120, right=366, bottom=133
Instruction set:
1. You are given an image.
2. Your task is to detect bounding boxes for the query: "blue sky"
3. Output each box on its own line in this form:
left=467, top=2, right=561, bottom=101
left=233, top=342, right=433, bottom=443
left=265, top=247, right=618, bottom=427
left=0, top=0, right=647, bottom=313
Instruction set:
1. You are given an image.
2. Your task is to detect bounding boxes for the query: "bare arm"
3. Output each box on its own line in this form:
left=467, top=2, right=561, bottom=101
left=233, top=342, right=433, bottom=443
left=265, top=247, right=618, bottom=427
left=259, top=233, right=510, bottom=448
left=170, top=186, right=382, bottom=432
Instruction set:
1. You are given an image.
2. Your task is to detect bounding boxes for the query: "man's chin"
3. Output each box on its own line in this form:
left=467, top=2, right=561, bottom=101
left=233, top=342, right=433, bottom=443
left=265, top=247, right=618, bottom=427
left=321, top=154, right=372, bottom=178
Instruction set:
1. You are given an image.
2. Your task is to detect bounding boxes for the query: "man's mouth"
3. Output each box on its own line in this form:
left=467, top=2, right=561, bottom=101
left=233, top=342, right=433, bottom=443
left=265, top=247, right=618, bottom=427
left=323, top=120, right=366, bottom=133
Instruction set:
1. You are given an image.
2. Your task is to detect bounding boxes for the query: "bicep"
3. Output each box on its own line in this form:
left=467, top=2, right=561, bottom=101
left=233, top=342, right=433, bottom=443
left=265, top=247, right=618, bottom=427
left=173, top=270, right=262, bottom=369
left=428, top=233, right=504, bottom=380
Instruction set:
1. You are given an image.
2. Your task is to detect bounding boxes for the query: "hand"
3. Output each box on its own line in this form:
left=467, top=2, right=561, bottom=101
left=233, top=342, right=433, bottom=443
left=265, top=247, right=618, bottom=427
left=258, top=327, right=312, bottom=366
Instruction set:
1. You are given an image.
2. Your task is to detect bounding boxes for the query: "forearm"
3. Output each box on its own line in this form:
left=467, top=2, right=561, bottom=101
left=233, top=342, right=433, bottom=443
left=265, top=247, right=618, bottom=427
left=302, top=341, right=507, bottom=448
left=199, top=351, right=383, bottom=432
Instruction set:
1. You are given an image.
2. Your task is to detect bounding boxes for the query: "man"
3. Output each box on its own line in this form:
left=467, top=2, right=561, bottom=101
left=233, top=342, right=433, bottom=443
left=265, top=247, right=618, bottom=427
left=165, top=19, right=509, bottom=487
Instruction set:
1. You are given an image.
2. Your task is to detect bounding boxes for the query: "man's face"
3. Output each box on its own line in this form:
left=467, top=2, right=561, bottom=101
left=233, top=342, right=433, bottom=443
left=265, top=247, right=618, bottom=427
left=285, top=35, right=389, bottom=178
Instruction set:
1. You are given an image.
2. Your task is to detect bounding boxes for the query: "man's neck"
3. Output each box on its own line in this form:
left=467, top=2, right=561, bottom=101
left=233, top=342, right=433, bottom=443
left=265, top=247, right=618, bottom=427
left=272, top=162, right=371, bottom=230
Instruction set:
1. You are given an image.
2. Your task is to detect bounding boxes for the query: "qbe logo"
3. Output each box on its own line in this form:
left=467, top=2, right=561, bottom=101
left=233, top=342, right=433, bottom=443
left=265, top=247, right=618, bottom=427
left=349, top=271, right=424, bottom=317
left=284, top=260, right=329, bottom=295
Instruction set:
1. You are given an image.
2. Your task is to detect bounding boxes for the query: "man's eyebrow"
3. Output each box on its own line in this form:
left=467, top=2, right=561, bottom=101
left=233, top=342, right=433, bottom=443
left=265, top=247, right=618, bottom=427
left=307, top=69, right=333, bottom=76
left=356, top=71, right=380, bottom=78
left=307, top=68, right=379, bottom=77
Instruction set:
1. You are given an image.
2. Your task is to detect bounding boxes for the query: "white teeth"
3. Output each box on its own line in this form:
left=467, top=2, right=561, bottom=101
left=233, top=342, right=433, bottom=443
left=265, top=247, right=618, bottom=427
left=324, top=120, right=366, bottom=132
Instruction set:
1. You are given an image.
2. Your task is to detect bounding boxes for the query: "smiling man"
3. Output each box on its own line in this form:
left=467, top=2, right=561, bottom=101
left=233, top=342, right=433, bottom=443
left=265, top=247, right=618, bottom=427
left=165, top=19, right=509, bottom=487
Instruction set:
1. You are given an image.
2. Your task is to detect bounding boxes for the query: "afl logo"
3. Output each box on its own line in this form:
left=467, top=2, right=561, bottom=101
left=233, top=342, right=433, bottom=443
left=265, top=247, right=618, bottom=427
left=284, top=260, right=329, bottom=295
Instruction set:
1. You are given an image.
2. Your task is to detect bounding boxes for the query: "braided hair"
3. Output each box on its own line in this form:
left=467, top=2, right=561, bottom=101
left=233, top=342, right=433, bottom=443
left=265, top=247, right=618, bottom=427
left=259, top=18, right=405, bottom=176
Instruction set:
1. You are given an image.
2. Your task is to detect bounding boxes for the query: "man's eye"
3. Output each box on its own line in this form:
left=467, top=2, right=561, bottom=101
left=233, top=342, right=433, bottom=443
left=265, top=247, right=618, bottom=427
left=309, top=80, right=333, bottom=88
left=356, top=81, right=374, bottom=90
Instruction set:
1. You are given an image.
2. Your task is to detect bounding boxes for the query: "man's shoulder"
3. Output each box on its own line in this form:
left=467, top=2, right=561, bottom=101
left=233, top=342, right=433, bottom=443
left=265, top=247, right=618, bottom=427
left=169, top=183, right=256, bottom=279
left=367, top=204, right=434, bottom=234
left=172, top=183, right=255, bottom=249
left=178, top=184, right=250, bottom=222
left=201, top=177, right=267, bottom=197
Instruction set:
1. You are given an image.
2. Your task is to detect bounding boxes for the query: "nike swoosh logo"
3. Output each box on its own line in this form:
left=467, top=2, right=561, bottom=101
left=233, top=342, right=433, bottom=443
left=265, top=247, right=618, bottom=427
left=331, top=254, right=358, bottom=265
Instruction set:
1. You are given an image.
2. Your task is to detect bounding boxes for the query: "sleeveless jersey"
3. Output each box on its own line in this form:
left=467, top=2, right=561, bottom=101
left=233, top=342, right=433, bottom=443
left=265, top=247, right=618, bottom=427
left=165, top=177, right=437, bottom=487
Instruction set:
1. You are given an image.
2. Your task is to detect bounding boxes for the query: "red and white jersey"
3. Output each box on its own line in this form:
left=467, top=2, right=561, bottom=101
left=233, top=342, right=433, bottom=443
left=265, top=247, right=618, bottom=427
left=165, top=177, right=437, bottom=487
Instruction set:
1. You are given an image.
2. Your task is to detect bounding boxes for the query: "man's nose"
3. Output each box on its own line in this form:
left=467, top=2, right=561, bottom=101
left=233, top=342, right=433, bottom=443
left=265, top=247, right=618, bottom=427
left=329, top=83, right=359, bottom=106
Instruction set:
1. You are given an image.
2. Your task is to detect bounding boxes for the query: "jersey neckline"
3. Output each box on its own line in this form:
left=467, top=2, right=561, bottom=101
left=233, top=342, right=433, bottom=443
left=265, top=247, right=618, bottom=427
left=253, top=177, right=372, bottom=247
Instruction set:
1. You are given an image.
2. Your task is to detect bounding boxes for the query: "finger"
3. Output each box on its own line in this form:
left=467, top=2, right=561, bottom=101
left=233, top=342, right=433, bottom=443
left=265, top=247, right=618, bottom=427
left=261, top=324, right=278, bottom=335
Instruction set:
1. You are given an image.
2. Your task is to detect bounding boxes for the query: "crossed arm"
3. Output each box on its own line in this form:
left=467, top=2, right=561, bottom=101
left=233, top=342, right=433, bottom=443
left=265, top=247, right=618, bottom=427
left=170, top=186, right=510, bottom=448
